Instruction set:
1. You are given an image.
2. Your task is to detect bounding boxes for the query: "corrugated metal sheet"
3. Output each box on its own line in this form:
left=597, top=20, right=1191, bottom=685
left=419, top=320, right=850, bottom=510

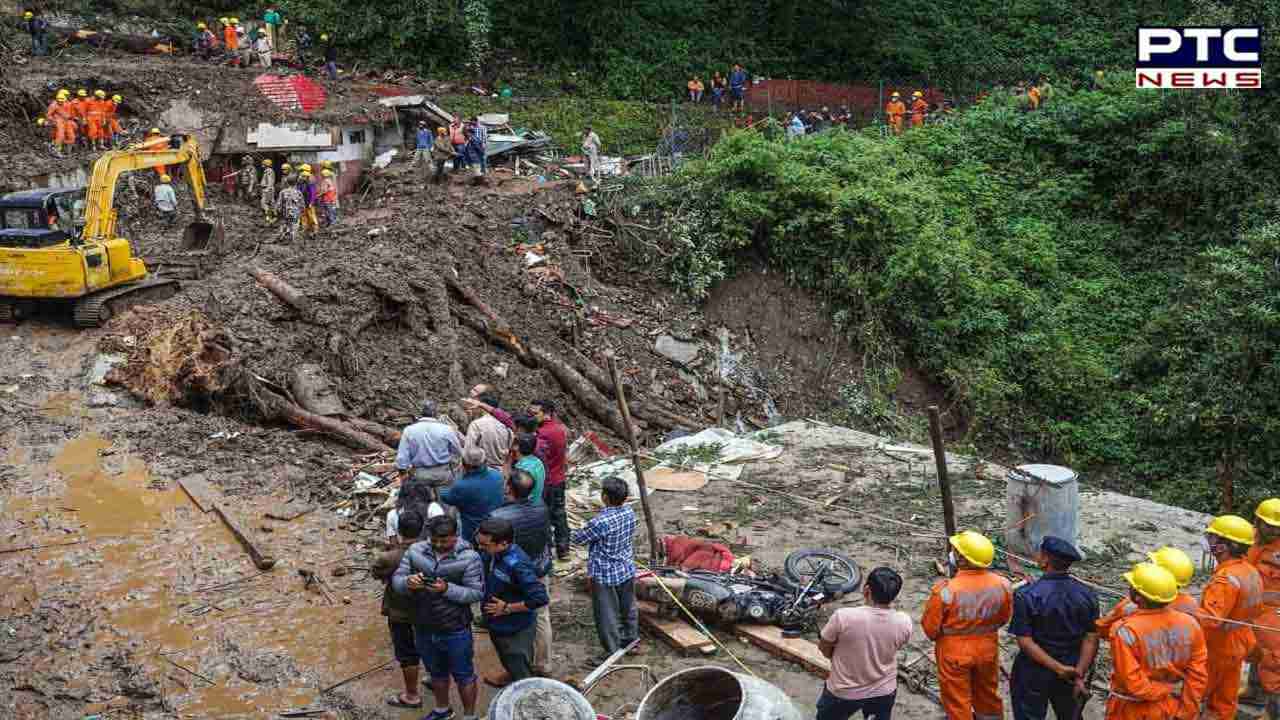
left=376, top=95, right=454, bottom=124
left=254, top=75, right=327, bottom=112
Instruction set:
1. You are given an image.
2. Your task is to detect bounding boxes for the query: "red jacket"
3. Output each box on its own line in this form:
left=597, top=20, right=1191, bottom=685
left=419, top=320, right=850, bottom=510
left=536, top=418, right=567, bottom=487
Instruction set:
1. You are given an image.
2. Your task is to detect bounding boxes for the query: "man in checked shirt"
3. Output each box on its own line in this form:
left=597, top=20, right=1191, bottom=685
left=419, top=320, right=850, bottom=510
left=572, top=476, right=638, bottom=654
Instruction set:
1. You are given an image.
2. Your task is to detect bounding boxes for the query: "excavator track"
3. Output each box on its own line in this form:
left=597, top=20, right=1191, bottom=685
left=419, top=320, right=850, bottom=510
left=72, top=278, right=180, bottom=328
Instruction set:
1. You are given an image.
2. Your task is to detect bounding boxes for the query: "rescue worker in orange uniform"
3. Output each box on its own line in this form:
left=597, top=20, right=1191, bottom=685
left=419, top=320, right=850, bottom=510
left=1245, top=498, right=1280, bottom=715
left=47, top=89, right=75, bottom=156
left=85, top=90, right=108, bottom=151
left=71, top=89, right=91, bottom=147
left=909, top=90, right=928, bottom=129
left=106, top=95, right=124, bottom=148
left=144, top=127, right=168, bottom=178
left=1097, top=546, right=1198, bottom=639
left=1106, top=562, right=1208, bottom=720
left=1200, top=514, right=1264, bottom=720
left=1027, top=83, right=1042, bottom=111
left=885, top=92, right=906, bottom=136
left=223, top=17, right=239, bottom=65
left=922, top=530, right=1012, bottom=720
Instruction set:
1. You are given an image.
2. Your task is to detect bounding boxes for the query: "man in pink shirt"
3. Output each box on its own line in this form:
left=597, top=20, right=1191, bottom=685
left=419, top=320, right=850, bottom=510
left=817, top=566, right=913, bottom=719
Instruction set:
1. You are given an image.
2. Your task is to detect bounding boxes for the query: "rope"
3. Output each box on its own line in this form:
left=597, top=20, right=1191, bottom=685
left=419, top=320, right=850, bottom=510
left=635, top=562, right=758, bottom=678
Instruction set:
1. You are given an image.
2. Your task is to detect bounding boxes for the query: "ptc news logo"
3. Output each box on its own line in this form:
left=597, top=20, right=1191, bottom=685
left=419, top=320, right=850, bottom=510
left=1136, top=27, right=1263, bottom=88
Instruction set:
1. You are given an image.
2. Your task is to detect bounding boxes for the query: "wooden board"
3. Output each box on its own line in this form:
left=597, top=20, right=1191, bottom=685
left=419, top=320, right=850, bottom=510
left=178, top=474, right=221, bottom=512
left=636, top=600, right=716, bottom=655
left=735, top=623, right=830, bottom=677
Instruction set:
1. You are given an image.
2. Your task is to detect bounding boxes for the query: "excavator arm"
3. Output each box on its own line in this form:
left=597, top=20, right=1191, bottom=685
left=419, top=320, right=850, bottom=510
left=81, top=134, right=209, bottom=242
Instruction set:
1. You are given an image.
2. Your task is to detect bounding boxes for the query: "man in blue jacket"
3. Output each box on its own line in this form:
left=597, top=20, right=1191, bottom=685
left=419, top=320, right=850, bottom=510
left=475, top=517, right=549, bottom=685
left=392, top=515, right=484, bottom=720
left=441, top=447, right=504, bottom=543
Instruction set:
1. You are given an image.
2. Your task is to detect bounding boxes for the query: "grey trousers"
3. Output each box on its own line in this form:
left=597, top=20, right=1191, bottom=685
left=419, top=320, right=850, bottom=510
left=490, top=622, right=536, bottom=682
left=590, top=578, right=638, bottom=654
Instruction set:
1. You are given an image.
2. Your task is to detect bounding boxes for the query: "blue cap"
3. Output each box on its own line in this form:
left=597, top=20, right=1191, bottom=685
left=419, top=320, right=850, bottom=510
left=1040, top=536, right=1082, bottom=562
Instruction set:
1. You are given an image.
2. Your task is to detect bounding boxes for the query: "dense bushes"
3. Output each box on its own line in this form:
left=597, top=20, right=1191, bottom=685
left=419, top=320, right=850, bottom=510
left=648, top=79, right=1280, bottom=512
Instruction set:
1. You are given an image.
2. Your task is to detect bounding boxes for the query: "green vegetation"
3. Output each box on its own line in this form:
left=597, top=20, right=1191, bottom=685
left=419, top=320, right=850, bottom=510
left=641, top=73, right=1280, bottom=514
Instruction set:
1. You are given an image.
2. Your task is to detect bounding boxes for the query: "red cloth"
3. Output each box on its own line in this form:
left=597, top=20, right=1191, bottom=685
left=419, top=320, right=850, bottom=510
left=535, top=418, right=568, bottom=487
left=663, top=536, right=734, bottom=572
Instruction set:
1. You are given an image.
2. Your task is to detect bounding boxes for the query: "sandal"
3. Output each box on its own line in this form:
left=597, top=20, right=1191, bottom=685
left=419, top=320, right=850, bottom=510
left=386, top=694, right=422, bottom=709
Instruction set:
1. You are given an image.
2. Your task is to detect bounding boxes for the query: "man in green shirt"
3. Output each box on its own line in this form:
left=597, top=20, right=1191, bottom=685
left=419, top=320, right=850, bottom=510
left=262, top=6, right=282, bottom=47
left=513, top=433, right=545, bottom=504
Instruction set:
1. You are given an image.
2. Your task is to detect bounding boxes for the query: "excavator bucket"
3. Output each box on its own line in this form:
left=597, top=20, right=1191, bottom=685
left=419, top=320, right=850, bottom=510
left=180, top=220, right=222, bottom=251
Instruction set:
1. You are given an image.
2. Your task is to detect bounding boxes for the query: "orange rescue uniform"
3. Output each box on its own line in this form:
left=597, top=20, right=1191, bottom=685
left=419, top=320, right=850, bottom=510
left=224, top=25, right=238, bottom=50
left=1028, top=86, right=1041, bottom=110
left=885, top=100, right=906, bottom=135
left=1097, top=593, right=1198, bottom=639
left=1106, top=606, right=1208, bottom=720
left=1199, top=556, right=1264, bottom=720
left=910, top=98, right=928, bottom=127
left=106, top=101, right=123, bottom=137
left=1248, top=539, right=1280, bottom=693
left=84, top=98, right=108, bottom=141
left=922, top=568, right=1012, bottom=720
left=47, top=100, right=76, bottom=145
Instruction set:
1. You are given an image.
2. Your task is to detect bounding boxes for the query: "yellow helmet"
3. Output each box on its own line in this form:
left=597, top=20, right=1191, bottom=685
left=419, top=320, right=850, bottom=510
left=149, top=127, right=161, bottom=135
left=1207, top=514, right=1256, bottom=546
left=1147, top=546, right=1194, bottom=588
left=262, top=158, right=273, bottom=166
left=94, top=89, right=106, bottom=99
left=298, top=163, right=312, bottom=173
left=949, top=530, right=995, bottom=568
left=1257, top=499, right=1280, bottom=527
left=321, top=169, right=333, bottom=177
left=24, top=11, right=33, bottom=19
left=231, top=17, right=240, bottom=24
left=112, top=94, right=123, bottom=103
left=36, top=117, right=46, bottom=126
left=912, top=90, right=924, bottom=98
left=56, top=90, right=69, bottom=100
left=320, top=33, right=329, bottom=41
left=300, top=171, right=313, bottom=179
left=320, top=159, right=333, bottom=168
left=1124, top=562, right=1177, bottom=604
left=891, top=91, right=901, bottom=98
left=219, top=17, right=228, bottom=24
left=160, top=174, right=172, bottom=183
left=77, top=89, right=88, bottom=97
left=281, top=163, right=292, bottom=171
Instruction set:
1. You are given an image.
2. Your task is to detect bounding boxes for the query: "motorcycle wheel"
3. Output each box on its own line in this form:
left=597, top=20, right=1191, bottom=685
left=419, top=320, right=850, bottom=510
left=783, top=549, right=862, bottom=594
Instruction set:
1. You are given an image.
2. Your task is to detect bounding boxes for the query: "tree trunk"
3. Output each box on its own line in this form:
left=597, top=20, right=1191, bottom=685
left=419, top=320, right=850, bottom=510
left=344, top=417, right=402, bottom=447
left=250, top=268, right=313, bottom=319
left=260, top=391, right=390, bottom=453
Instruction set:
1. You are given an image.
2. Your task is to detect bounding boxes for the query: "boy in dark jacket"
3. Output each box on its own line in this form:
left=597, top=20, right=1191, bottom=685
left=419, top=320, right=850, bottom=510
left=373, top=508, right=425, bottom=709
left=475, top=517, right=548, bottom=685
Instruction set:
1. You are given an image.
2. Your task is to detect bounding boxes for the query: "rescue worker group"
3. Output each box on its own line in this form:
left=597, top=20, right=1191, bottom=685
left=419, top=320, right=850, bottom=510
left=925, top=502, right=1280, bottom=720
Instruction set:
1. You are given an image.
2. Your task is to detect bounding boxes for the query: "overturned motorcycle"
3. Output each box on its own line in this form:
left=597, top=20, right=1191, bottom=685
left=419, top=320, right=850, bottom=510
left=636, top=549, right=861, bottom=634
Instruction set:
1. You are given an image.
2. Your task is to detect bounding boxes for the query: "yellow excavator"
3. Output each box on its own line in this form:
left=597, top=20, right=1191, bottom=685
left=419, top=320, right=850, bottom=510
left=0, top=134, right=217, bottom=326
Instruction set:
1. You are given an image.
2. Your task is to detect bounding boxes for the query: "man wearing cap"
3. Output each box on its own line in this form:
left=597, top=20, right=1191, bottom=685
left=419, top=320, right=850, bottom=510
left=1008, top=536, right=1099, bottom=720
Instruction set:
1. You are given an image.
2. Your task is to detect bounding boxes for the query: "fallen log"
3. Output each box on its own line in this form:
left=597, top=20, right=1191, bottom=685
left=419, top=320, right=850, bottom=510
left=250, top=268, right=313, bottom=318
left=564, top=349, right=702, bottom=430
left=415, top=265, right=470, bottom=428
left=52, top=27, right=175, bottom=55
left=259, top=390, right=390, bottom=453
left=344, top=417, right=402, bottom=446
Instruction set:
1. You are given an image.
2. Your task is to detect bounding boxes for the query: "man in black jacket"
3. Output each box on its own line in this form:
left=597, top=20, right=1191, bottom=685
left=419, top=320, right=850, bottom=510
left=476, top=517, right=549, bottom=685
left=488, top=469, right=553, bottom=678
left=392, top=515, right=484, bottom=720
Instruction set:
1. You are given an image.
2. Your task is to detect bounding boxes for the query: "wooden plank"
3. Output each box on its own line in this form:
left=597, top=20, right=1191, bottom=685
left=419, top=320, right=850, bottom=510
left=735, top=623, right=830, bottom=677
left=636, top=600, right=716, bottom=655
left=178, top=474, right=220, bottom=513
